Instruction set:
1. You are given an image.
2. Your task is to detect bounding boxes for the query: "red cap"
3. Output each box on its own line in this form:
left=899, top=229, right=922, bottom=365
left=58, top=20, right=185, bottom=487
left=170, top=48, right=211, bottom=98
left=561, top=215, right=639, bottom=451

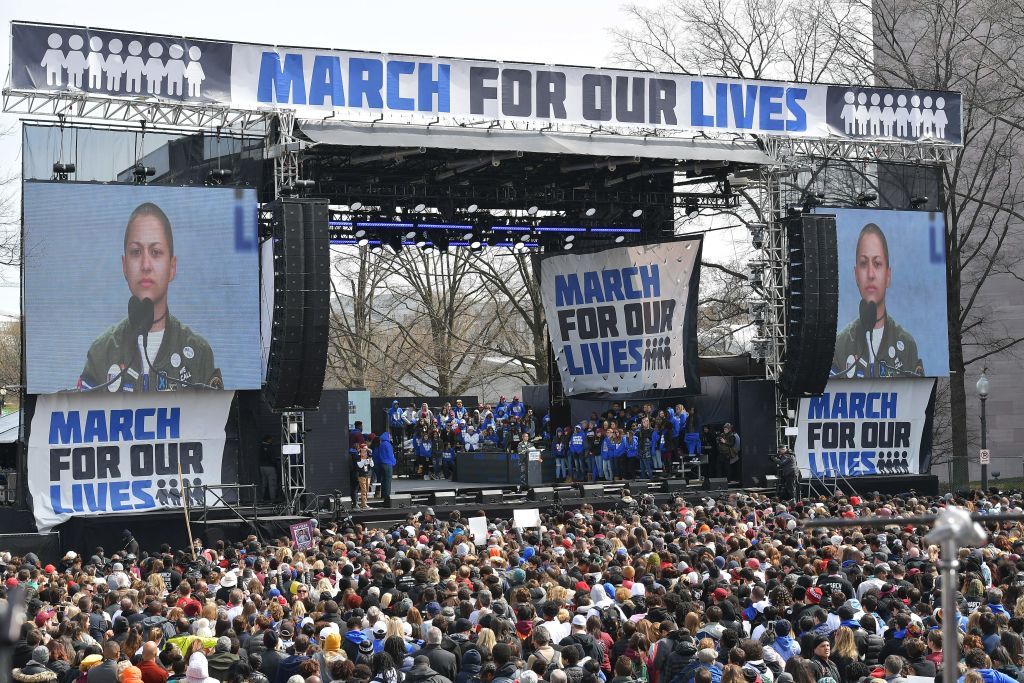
left=34, top=610, right=55, bottom=627
left=562, top=539, right=573, bottom=548
left=713, top=587, right=729, bottom=600
left=850, top=496, right=862, bottom=506
left=575, top=581, right=590, bottom=592
left=4, top=577, right=17, bottom=588
left=806, top=587, right=823, bottom=604
left=44, top=564, right=56, bottom=574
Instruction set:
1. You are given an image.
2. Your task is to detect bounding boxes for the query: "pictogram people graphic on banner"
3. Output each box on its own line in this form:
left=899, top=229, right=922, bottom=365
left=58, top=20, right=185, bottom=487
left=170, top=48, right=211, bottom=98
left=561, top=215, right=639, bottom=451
left=839, top=90, right=948, bottom=139
left=39, top=32, right=205, bottom=97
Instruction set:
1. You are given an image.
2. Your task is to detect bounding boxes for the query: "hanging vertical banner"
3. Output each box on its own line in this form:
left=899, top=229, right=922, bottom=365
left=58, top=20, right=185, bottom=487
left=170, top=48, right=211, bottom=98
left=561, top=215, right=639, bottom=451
left=540, top=238, right=702, bottom=398
left=795, top=377, right=934, bottom=478
left=28, top=391, right=234, bottom=531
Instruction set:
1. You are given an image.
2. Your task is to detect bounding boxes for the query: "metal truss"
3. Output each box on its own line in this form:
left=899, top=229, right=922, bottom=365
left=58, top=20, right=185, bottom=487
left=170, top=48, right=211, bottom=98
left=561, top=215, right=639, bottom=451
left=2, top=88, right=270, bottom=131
left=761, top=136, right=956, bottom=165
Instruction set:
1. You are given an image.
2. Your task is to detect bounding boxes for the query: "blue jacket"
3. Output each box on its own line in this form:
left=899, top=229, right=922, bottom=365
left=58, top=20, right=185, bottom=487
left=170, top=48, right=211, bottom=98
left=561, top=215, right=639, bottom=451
left=376, top=432, right=397, bottom=466
left=415, top=436, right=433, bottom=458
left=388, top=403, right=404, bottom=426
left=625, top=435, right=639, bottom=458
left=509, top=401, right=525, bottom=418
left=601, top=437, right=614, bottom=460
left=569, top=429, right=586, bottom=455
left=612, top=439, right=627, bottom=458
left=959, top=670, right=1019, bottom=683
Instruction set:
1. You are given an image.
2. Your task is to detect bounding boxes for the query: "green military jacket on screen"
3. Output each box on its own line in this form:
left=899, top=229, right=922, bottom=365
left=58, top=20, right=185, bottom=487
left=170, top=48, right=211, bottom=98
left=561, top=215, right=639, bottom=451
left=79, top=314, right=222, bottom=392
left=831, top=313, right=923, bottom=379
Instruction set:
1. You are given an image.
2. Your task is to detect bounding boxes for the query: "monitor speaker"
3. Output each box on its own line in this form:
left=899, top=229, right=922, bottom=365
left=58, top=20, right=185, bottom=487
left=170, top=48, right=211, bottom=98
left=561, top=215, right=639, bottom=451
left=779, top=214, right=838, bottom=396
left=265, top=199, right=330, bottom=411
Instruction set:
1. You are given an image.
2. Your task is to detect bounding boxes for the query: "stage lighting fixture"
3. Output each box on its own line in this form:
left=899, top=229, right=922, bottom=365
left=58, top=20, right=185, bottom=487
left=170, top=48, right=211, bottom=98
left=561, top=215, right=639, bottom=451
left=461, top=229, right=475, bottom=241
left=467, top=203, right=479, bottom=213
left=354, top=228, right=367, bottom=239
left=470, top=238, right=484, bottom=251
left=133, top=164, right=156, bottom=183
left=404, top=229, right=417, bottom=240
left=415, top=232, right=428, bottom=248
left=910, top=195, right=929, bottom=208
left=630, top=206, right=644, bottom=218
left=614, top=234, right=626, bottom=243
left=207, top=168, right=233, bottom=183
left=565, top=234, right=575, bottom=243
left=357, top=236, right=370, bottom=246
left=584, top=206, right=597, bottom=217
left=856, top=192, right=878, bottom=205
left=527, top=205, right=539, bottom=216
left=413, top=202, right=427, bottom=212
left=387, top=234, right=404, bottom=253
left=563, top=240, right=574, bottom=250
left=52, top=162, right=76, bottom=180
left=369, top=242, right=383, bottom=253
left=350, top=201, right=364, bottom=211
left=684, top=197, right=699, bottom=216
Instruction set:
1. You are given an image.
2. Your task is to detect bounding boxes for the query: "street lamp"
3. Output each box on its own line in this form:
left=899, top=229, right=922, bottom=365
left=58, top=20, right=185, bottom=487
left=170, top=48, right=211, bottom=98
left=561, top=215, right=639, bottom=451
left=0, top=388, right=8, bottom=415
left=977, top=369, right=990, bottom=490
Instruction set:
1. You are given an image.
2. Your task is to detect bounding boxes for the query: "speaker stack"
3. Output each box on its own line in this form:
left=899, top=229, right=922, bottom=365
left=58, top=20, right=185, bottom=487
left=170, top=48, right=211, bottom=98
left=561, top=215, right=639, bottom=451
left=264, top=199, right=330, bottom=411
left=779, top=213, right=838, bottom=397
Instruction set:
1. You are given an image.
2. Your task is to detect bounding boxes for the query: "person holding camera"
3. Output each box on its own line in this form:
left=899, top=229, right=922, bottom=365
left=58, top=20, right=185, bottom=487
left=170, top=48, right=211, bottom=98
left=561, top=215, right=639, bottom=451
left=771, top=445, right=800, bottom=501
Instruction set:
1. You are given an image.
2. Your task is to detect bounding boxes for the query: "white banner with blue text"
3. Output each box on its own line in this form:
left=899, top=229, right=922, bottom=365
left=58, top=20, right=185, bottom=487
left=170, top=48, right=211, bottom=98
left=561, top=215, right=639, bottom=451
left=796, top=377, right=934, bottom=478
left=11, top=22, right=963, bottom=145
left=540, top=238, right=701, bottom=398
left=28, top=391, right=234, bottom=531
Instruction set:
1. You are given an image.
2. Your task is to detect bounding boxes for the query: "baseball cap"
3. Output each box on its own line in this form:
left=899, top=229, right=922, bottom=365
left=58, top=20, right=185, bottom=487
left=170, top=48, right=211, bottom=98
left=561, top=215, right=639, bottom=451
left=571, top=614, right=587, bottom=627
left=712, top=587, right=729, bottom=600
left=34, top=610, right=55, bottom=627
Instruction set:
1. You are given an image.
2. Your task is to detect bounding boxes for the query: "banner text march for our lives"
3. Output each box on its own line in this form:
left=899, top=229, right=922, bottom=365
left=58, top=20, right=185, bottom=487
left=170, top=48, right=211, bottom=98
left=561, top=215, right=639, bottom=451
left=28, top=392, right=233, bottom=531
left=540, top=240, right=701, bottom=397
left=795, top=378, right=934, bottom=478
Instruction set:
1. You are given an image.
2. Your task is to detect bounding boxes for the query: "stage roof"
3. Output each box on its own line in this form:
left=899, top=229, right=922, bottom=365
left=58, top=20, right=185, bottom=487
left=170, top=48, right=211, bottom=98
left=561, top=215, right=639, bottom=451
left=299, top=120, right=776, bottom=164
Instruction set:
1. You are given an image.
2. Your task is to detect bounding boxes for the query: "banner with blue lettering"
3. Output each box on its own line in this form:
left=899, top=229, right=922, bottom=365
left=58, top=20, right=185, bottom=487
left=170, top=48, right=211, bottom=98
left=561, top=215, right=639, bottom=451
left=9, top=21, right=963, bottom=146
left=27, top=392, right=234, bottom=531
left=540, top=238, right=701, bottom=398
left=795, top=378, right=934, bottom=478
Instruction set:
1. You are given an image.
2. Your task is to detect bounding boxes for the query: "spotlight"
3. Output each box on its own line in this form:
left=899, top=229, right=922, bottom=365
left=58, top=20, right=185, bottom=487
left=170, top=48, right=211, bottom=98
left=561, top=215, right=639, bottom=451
left=52, top=162, right=76, bottom=181
left=415, top=232, right=428, bottom=248
left=630, top=206, right=644, bottom=218
left=369, top=242, right=382, bottom=253
left=470, top=238, right=484, bottom=251
left=350, top=201, right=364, bottom=211
left=614, top=234, right=626, bottom=244
left=357, top=236, right=370, bottom=247
left=466, top=203, right=479, bottom=214
left=354, top=228, right=367, bottom=239
left=461, top=229, right=475, bottom=241
left=856, top=192, right=878, bottom=205
left=404, top=229, right=417, bottom=240
left=565, top=235, right=575, bottom=243
left=527, top=205, right=539, bottom=216
left=910, top=195, right=929, bottom=209
left=563, top=241, right=574, bottom=250
left=413, top=202, right=427, bottom=213
left=132, top=164, right=156, bottom=184
left=207, top=168, right=233, bottom=183
left=387, top=234, right=403, bottom=253
left=803, top=191, right=825, bottom=208
left=584, top=206, right=597, bottom=217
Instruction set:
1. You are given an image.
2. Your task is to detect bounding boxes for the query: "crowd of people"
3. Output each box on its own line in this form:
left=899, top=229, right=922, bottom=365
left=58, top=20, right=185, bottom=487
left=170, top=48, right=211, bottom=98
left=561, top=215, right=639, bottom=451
left=7, top=489, right=1024, bottom=683
left=374, top=399, right=743, bottom=486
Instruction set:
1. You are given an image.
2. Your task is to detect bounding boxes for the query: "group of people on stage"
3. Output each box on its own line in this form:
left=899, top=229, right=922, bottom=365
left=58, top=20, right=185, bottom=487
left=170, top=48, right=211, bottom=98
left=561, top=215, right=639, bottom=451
left=377, top=398, right=743, bottom=487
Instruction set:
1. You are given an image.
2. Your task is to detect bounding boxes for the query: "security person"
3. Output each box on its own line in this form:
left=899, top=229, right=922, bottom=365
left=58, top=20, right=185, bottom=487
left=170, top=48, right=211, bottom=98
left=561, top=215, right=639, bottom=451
left=832, top=222, right=923, bottom=378
left=79, top=202, right=221, bottom=391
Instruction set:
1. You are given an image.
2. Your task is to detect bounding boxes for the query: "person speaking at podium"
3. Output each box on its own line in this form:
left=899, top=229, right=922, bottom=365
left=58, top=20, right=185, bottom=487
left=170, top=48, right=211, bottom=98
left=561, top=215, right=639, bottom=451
left=832, top=222, right=922, bottom=378
left=78, top=202, right=221, bottom=392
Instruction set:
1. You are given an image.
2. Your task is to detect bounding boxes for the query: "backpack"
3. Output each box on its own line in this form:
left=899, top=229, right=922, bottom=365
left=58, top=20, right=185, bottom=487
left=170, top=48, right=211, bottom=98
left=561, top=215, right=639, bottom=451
left=632, top=658, right=649, bottom=683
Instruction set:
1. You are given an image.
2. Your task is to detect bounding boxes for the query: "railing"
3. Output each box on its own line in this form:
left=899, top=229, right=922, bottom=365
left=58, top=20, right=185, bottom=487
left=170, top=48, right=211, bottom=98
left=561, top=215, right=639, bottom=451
left=184, top=483, right=259, bottom=532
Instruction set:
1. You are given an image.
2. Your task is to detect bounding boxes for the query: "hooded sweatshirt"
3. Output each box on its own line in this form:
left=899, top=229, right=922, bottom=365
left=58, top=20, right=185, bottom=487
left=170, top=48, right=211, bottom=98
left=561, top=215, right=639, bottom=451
left=376, top=432, right=397, bottom=466
left=569, top=428, right=586, bottom=455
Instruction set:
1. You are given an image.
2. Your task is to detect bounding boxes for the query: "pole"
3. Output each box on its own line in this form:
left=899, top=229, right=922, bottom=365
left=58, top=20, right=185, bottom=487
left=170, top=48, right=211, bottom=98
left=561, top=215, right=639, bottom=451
left=939, top=537, right=959, bottom=683
left=980, top=395, right=988, bottom=491
left=178, top=458, right=196, bottom=562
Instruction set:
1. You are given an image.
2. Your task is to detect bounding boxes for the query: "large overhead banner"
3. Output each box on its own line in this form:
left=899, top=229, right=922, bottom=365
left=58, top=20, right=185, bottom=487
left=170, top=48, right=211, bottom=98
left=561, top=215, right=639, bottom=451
left=10, top=21, right=963, bottom=145
left=826, top=208, right=949, bottom=379
left=23, top=182, right=261, bottom=394
left=27, top=391, right=234, bottom=531
left=796, top=377, right=934, bottom=478
left=540, top=238, right=701, bottom=398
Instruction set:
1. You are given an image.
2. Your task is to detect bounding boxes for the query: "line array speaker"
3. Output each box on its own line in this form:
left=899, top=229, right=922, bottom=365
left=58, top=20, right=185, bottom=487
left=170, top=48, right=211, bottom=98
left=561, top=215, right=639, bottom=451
left=779, top=213, right=838, bottom=397
left=265, top=199, right=330, bottom=411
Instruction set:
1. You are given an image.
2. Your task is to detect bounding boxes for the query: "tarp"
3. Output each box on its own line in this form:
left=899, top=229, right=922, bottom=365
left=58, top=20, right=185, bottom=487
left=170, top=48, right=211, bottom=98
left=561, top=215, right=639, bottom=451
left=0, top=410, right=21, bottom=444
left=299, top=120, right=776, bottom=163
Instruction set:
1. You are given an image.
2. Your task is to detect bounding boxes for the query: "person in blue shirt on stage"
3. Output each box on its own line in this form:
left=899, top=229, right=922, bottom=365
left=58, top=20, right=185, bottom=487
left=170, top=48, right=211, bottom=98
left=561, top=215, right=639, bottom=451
left=599, top=431, right=615, bottom=481
left=494, top=396, right=509, bottom=420
left=453, top=399, right=468, bottom=421
left=373, top=431, right=396, bottom=505
left=388, top=400, right=404, bottom=436
left=611, top=428, right=627, bottom=480
left=509, top=395, right=525, bottom=419
left=413, top=427, right=435, bottom=479
left=624, top=427, right=639, bottom=480
left=568, top=424, right=586, bottom=483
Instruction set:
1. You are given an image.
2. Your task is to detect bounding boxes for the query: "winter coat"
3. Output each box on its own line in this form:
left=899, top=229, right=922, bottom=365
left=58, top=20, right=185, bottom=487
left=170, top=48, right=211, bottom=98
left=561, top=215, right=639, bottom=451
left=14, top=660, right=58, bottom=683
